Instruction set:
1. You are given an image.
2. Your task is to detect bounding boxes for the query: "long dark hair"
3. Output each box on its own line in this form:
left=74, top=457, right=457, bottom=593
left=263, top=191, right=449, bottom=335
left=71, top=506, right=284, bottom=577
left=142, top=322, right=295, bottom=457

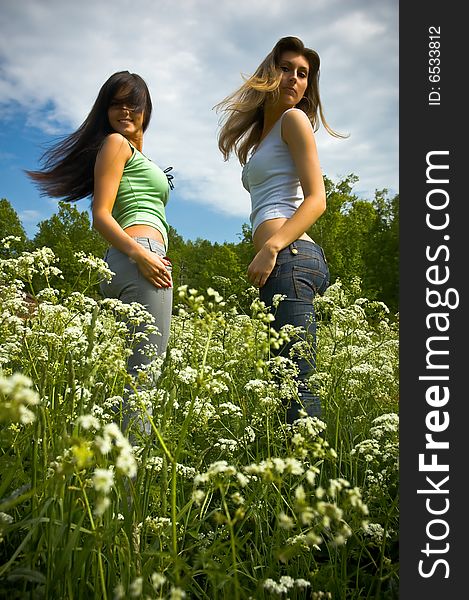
left=26, top=71, right=153, bottom=202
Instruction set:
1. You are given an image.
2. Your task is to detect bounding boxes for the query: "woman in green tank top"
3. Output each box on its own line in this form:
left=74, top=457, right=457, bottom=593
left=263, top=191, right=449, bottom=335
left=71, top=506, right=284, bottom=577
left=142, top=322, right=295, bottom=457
left=27, top=71, right=174, bottom=435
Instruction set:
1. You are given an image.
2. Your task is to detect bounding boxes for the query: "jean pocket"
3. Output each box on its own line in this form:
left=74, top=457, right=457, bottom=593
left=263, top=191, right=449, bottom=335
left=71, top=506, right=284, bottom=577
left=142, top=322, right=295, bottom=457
left=292, top=265, right=327, bottom=301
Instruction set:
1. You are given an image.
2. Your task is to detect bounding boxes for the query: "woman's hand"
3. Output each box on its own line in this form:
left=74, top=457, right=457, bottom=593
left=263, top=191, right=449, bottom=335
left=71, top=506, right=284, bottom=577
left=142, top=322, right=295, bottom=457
left=247, top=244, right=277, bottom=288
left=134, top=250, right=172, bottom=288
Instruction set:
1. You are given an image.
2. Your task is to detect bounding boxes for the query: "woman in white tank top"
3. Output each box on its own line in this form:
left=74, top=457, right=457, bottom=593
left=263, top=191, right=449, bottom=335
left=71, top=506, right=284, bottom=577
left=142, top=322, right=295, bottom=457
left=216, top=36, right=345, bottom=423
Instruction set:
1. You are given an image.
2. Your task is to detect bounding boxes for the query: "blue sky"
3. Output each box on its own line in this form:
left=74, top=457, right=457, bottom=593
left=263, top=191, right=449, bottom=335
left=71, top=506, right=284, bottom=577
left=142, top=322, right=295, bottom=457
left=0, top=0, right=398, bottom=245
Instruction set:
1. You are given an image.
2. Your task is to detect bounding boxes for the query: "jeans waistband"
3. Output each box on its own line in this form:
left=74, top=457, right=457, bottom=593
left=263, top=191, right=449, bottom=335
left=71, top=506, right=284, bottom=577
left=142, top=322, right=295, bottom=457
left=130, top=237, right=166, bottom=254
left=276, top=239, right=326, bottom=263
left=105, top=237, right=166, bottom=260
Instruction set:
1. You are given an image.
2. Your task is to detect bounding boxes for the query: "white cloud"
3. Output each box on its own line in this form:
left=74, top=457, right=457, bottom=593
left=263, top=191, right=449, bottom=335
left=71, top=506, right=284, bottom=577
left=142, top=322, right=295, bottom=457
left=0, top=0, right=398, bottom=221
left=19, top=209, right=41, bottom=223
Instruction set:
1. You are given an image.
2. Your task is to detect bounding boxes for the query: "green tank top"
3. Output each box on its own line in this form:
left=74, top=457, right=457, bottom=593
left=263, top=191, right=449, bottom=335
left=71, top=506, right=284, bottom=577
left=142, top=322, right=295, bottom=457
left=112, top=143, right=170, bottom=249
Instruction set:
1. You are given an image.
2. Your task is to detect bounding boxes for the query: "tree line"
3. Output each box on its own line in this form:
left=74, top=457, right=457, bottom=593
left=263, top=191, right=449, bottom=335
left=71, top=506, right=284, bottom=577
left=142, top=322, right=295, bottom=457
left=0, top=175, right=398, bottom=314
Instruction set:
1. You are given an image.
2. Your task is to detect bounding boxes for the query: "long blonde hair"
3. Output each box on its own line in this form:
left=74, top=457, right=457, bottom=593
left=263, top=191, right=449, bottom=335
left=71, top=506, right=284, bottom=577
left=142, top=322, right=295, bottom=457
left=216, top=36, right=343, bottom=165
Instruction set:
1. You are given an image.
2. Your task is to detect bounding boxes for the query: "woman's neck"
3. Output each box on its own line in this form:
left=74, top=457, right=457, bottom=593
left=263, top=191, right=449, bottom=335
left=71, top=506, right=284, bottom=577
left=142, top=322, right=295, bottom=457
left=261, top=105, right=289, bottom=140
left=127, top=133, right=144, bottom=152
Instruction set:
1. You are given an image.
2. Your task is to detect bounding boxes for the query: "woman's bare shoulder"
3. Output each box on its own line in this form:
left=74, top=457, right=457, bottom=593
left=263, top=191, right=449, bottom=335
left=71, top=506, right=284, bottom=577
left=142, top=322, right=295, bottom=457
left=281, top=109, right=314, bottom=143
left=97, top=133, right=132, bottom=162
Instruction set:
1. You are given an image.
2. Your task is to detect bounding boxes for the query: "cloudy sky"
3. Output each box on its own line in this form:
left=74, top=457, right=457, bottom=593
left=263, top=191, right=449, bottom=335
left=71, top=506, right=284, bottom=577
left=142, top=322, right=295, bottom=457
left=0, top=0, right=398, bottom=244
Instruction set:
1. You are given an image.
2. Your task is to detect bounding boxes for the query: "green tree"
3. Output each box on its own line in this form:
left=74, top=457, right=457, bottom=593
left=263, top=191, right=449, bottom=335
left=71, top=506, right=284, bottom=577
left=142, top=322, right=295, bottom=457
left=0, top=198, right=28, bottom=256
left=309, top=176, right=399, bottom=314
left=366, top=190, right=399, bottom=313
left=166, top=225, right=187, bottom=289
left=33, top=201, right=107, bottom=295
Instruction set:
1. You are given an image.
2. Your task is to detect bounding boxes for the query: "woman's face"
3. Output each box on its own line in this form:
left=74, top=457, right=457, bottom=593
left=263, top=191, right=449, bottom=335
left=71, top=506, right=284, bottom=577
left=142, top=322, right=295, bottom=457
left=107, top=90, right=145, bottom=138
left=277, top=51, right=309, bottom=107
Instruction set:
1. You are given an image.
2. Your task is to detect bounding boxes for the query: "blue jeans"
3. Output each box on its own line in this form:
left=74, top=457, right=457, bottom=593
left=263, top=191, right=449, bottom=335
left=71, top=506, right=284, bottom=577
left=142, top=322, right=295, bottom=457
left=100, top=237, right=173, bottom=432
left=259, top=239, right=329, bottom=423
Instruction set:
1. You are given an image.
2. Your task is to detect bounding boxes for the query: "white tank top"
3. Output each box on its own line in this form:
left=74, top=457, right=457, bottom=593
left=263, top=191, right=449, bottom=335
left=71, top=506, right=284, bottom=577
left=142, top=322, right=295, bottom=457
left=242, top=108, right=309, bottom=234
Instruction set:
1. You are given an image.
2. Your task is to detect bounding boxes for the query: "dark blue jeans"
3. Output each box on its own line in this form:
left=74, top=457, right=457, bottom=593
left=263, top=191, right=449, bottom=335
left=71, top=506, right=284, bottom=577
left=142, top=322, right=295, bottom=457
left=259, top=239, right=329, bottom=423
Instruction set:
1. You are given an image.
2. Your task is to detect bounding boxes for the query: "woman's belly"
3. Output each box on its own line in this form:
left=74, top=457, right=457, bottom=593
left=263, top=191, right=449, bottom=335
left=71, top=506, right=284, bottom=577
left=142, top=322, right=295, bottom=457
left=252, top=218, right=313, bottom=252
left=124, top=224, right=165, bottom=245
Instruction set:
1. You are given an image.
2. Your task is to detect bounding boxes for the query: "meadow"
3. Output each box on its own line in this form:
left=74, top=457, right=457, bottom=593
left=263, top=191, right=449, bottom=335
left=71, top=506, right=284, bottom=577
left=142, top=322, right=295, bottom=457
left=0, top=239, right=399, bottom=599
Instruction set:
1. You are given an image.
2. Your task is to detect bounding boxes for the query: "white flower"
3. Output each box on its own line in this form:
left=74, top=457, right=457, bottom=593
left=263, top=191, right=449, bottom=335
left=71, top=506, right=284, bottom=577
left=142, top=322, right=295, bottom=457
left=272, top=293, right=287, bottom=308
left=0, top=372, right=40, bottom=424
left=129, top=576, right=143, bottom=598
left=93, top=468, right=114, bottom=494
left=151, top=572, right=167, bottom=590
left=169, top=587, right=186, bottom=599
left=77, top=414, right=100, bottom=430
left=95, top=435, right=112, bottom=455
left=192, top=489, right=205, bottom=506
left=116, top=449, right=137, bottom=479
left=94, top=495, right=111, bottom=517
left=278, top=512, right=294, bottom=530
left=113, top=583, right=125, bottom=600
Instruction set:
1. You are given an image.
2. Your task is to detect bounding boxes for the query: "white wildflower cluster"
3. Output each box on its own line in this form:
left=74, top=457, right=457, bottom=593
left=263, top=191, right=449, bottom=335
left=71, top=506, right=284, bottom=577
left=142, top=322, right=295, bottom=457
left=129, top=576, right=143, bottom=598
left=64, top=291, right=98, bottom=313
left=65, top=418, right=138, bottom=516
left=276, top=476, right=369, bottom=549
left=351, top=413, right=399, bottom=499
left=100, top=297, right=156, bottom=328
left=76, top=414, right=101, bottom=431
left=191, top=489, right=206, bottom=506
left=74, top=251, right=115, bottom=282
left=314, top=279, right=398, bottom=413
left=93, top=467, right=115, bottom=494
left=218, top=402, right=243, bottom=418
left=144, top=456, right=193, bottom=481
left=206, top=287, right=225, bottom=306
left=201, top=367, right=230, bottom=395
left=0, top=372, right=40, bottom=424
left=363, top=522, right=390, bottom=545
left=284, top=532, right=317, bottom=549
left=0, top=512, right=14, bottom=543
left=113, top=582, right=125, bottom=600
left=278, top=512, right=295, bottom=530
left=96, top=423, right=137, bottom=478
left=272, top=293, right=287, bottom=308
left=244, top=378, right=282, bottom=416
left=1, top=235, right=22, bottom=249
left=177, top=366, right=198, bottom=385
left=176, top=285, right=207, bottom=317
left=151, top=572, right=167, bottom=591
left=194, top=460, right=238, bottom=486
left=35, top=288, right=60, bottom=303
left=369, top=412, right=399, bottom=438
left=243, top=425, right=256, bottom=443
left=145, top=455, right=164, bottom=472
left=176, top=463, right=197, bottom=479
left=169, top=587, right=186, bottom=600
left=169, top=347, right=185, bottom=364
left=102, top=395, right=124, bottom=413
left=1, top=246, right=63, bottom=281
left=192, top=461, right=244, bottom=504
left=263, top=575, right=310, bottom=595
left=92, top=467, right=115, bottom=517
left=182, top=396, right=216, bottom=425
left=244, top=379, right=267, bottom=393
left=145, top=516, right=171, bottom=535
left=245, top=457, right=305, bottom=482
left=213, top=438, right=238, bottom=453
left=290, top=415, right=329, bottom=459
